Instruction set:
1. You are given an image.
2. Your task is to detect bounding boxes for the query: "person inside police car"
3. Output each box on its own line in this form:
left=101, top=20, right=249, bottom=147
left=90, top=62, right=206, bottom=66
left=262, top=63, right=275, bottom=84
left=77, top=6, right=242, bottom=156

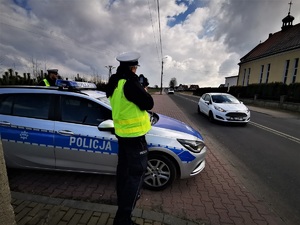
left=106, top=51, right=153, bottom=225
left=38, top=69, right=59, bottom=86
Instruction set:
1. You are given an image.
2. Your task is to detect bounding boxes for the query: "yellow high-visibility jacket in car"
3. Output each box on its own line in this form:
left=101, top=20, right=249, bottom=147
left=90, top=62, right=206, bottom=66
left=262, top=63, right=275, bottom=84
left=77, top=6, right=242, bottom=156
left=43, top=79, right=50, bottom=86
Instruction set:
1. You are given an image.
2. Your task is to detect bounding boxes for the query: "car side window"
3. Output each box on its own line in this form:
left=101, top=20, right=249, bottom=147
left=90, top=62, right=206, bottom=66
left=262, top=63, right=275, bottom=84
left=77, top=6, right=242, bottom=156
left=13, top=94, right=51, bottom=119
left=0, top=94, right=51, bottom=119
left=204, top=94, right=211, bottom=102
left=0, top=94, right=13, bottom=115
left=61, top=95, right=111, bottom=126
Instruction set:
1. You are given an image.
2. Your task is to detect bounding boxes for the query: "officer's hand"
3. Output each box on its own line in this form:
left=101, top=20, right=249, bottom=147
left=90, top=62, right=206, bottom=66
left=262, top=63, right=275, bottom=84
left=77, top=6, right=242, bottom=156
left=139, top=74, right=149, bottom=88
left=143, top=77, right=149, bottom=88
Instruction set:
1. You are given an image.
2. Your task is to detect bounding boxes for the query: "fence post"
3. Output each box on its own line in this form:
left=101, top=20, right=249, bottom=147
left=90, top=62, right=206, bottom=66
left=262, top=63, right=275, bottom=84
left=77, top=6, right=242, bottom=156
left=280, top=95, right=287, bottom=107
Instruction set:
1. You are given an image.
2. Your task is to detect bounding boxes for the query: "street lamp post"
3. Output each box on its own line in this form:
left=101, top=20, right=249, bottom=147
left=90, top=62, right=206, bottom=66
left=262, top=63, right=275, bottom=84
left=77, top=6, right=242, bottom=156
left=160, top=60, right=163, bottom=95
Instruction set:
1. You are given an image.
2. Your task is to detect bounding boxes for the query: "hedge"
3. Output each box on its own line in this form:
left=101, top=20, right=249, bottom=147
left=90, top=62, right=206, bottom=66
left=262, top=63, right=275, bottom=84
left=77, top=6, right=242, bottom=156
left=192, top=83, right=300, bottom=103
left=229, top=82, right=300, bottom=103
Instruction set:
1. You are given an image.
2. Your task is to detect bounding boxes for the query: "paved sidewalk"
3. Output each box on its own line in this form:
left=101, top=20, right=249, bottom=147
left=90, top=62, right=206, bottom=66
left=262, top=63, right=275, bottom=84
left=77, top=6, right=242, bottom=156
left=9, top=93, right=286, bottom=225
left=247, top=105, right=300, bottom=119
left=11, top=191, right=195, bottom=225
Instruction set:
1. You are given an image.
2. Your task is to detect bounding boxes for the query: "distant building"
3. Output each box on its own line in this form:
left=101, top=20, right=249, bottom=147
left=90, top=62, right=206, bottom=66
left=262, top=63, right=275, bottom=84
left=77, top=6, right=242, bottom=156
left=225, top=75, right=238, bottom=88
left=189, top=84, right=199, bottom=90
left=177, top=84, right=188, bottom=91
left=237, top=5, right=300, bottom=86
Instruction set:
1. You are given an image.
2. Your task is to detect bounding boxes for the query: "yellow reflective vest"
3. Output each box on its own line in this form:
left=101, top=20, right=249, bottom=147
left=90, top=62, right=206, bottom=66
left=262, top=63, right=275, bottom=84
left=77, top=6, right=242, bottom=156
left=43, top=78, right=50, bottom=86
left=109, top=79, right=151, bottom=137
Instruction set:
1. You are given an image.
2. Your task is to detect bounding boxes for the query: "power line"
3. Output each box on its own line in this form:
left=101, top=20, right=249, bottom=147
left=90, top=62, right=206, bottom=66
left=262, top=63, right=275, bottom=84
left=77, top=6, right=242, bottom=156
left=147, top=0, right=160, bottom=65
left=0, top=18, right=115, bottom=59
left=157, top=0, right=163, bottom=61
left=156, top=0, right=164, bottom=94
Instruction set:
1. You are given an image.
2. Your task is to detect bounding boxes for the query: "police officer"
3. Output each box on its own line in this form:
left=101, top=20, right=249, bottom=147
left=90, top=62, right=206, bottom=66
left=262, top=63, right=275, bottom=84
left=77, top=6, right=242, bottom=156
left=106, top=51, right=154, bottom=225
left=38, top=69, right=59, bottom=86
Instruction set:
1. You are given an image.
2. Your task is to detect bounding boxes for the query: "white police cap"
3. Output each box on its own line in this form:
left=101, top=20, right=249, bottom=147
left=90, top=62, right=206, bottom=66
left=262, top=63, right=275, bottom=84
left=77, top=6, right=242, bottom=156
left=116, top=51, right=140, bottom=66
left=47, top=69, right=58, bottom=74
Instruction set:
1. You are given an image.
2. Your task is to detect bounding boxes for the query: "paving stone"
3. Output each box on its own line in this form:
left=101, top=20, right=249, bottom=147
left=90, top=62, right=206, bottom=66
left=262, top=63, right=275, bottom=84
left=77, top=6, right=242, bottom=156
left=8, top=94, right=286, bottom=225
left=79, top=211, right=94, bottom=224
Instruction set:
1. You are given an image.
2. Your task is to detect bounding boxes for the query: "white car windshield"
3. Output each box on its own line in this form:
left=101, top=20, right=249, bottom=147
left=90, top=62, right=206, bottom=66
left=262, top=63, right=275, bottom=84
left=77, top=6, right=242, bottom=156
left=212, top=95, right=240, bottom=104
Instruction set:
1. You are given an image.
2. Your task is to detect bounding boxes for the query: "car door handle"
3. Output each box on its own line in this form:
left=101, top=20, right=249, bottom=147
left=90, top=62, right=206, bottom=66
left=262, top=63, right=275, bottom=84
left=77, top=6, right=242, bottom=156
left=0, top=121, right=11, bottom=126
left=58, top=130, right=74, bottom=136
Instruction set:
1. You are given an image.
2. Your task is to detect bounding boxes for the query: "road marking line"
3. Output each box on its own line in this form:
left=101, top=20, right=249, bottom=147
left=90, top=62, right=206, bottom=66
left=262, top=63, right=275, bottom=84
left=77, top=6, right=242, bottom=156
left=249, top=121, right=300, bottom=144
left=176, top=94, right=300, bottom=144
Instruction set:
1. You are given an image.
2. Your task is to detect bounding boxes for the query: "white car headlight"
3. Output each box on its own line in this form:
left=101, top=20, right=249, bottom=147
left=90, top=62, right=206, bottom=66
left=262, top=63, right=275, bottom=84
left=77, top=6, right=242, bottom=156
left=214, top=105, right=226, bottom=112
left=177, top=139, right=205, bottom=153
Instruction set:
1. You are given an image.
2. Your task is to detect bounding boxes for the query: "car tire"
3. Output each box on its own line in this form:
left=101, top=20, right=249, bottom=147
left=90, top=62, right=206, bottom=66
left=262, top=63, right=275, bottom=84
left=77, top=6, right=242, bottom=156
left=143, top=154, right=177, bottom=191
left=197, top=105, right=201, bottom=114
left=208, top=111, right=215, bottom=123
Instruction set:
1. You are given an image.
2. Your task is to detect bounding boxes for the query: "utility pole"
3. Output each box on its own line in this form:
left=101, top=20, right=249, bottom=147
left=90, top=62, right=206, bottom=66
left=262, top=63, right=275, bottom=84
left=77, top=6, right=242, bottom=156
left=105, top=65, right=115, bottom=79
left=160, top=60, right=163, bottom=95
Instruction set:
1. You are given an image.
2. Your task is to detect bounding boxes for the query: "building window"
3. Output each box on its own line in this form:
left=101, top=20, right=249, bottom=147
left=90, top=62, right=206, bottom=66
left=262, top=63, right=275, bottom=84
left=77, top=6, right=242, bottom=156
left=242, top=69, right=246, bottom=86
left=247, top=68, right=251, bottom=85
left=259, top=65, right=264, bottom=83
left=283, top=60, right=290, bottom=84
left=266, top=64, right=271, bottom=83
left=292, top=58, right=299, bottom=84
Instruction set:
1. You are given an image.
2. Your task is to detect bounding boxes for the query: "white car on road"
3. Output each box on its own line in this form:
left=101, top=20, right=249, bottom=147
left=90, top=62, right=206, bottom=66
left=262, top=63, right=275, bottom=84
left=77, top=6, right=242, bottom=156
left=198, top=93, right=250, bottom=124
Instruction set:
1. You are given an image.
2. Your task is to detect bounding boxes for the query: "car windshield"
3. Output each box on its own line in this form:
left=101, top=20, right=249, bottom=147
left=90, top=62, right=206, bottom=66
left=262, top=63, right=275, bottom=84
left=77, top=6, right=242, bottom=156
left=212, top=95, right=240, bottom=104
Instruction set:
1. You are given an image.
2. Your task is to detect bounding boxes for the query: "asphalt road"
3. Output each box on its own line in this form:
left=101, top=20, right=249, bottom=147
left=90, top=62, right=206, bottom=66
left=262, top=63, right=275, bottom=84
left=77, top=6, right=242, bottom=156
left=169, top=93, right=300, bottom=225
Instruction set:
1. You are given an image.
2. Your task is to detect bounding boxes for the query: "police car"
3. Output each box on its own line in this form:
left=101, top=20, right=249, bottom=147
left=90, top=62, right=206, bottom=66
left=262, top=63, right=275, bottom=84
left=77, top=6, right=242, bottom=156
left=0, top=80, right=207, bottom=191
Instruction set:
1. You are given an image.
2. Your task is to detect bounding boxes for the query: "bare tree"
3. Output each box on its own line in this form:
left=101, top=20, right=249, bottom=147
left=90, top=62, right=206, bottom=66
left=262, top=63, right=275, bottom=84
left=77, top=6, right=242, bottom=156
left=169, top=77, right=177, bottom=88
left=0, top=56, right=5, bottom=75
left=31, top=57, right=41, bottom=79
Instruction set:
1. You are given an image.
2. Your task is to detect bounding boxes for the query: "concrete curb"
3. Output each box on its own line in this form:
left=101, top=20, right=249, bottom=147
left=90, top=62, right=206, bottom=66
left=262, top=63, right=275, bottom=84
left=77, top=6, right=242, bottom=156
left=11, top=191, right=200, bottom=225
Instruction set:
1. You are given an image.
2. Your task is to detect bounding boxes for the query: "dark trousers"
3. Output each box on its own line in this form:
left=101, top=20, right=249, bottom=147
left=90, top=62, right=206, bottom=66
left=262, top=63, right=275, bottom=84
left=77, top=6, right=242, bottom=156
left=113, top=135, right=148, bottom=225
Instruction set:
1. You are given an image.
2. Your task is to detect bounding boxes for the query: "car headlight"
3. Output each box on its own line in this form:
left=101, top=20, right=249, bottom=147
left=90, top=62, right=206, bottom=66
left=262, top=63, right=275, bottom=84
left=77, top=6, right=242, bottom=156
left=214, top=105, right=226, bottom=112
left=177, top=139, right=205, bottom=153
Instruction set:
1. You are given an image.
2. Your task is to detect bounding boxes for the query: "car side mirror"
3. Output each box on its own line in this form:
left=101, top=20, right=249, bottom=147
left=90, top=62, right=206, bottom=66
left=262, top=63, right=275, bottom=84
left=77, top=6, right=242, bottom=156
left=98, top=119, right=115, bottom=134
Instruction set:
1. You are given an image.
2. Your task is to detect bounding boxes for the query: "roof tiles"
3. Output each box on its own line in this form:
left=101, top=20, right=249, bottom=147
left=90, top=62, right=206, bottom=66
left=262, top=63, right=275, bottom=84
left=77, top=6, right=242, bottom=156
left=240, top=23, right=300, bottom=63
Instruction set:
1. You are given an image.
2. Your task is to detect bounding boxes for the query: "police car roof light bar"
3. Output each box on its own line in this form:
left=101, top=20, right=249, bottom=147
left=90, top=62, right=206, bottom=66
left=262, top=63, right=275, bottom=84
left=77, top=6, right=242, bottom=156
left=55, top=80, right=97, bottom=90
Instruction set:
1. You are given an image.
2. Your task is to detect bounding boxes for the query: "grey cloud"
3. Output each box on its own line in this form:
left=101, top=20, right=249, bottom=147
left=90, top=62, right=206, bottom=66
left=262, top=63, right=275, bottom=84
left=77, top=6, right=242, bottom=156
left=1, top=0, right=300, bottom=87
left=213, top=0, right=299, bottom=56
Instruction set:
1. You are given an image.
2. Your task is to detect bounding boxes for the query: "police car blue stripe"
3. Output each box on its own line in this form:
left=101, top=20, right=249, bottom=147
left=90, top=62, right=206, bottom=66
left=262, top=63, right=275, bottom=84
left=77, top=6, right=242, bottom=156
left=2, top=125, right=196, bottom=162
left=1, top=126, right=118, bottom=155
left=148, top=143, right=196, bottom=162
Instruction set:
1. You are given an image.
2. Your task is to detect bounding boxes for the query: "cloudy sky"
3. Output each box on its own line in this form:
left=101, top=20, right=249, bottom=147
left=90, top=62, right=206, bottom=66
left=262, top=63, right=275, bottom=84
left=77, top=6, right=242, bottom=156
left=0, top=0, right=299, bottom=87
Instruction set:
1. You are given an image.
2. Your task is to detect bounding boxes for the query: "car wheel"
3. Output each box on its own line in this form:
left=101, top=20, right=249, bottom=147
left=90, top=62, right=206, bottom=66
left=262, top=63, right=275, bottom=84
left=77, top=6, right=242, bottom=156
left=208, top=111, right=215, bottom=123
left=143, top=154, right=176, bottom=191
